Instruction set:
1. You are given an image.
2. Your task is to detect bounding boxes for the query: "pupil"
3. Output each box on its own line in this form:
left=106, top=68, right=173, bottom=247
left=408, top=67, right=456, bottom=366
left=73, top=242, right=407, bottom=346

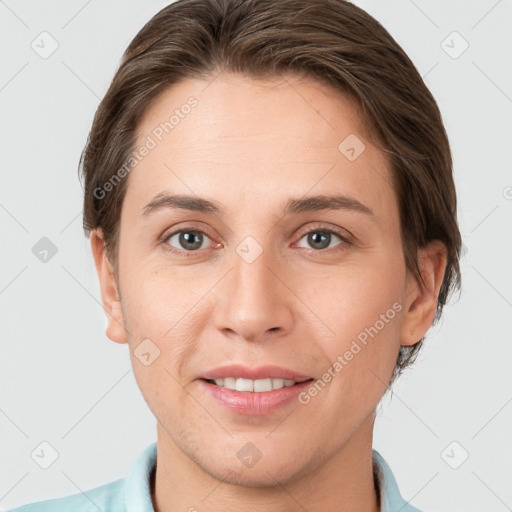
left=309, top=232, right=329, bottom=249
left=181, top=231, right=202, bottom=250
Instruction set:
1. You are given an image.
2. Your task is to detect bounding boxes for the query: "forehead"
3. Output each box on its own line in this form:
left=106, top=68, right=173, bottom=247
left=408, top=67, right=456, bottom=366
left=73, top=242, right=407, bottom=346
left=125, top=73, right=396, bottom=225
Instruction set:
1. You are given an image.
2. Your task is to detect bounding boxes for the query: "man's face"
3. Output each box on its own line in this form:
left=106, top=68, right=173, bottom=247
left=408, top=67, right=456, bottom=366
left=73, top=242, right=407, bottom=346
left=102, top=73, right=417, bottom=485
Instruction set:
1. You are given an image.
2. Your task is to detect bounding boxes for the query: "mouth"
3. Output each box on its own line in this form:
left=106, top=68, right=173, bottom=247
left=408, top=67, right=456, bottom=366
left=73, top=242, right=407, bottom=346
left=197, top=366, right=315, bottom=415
left=203, top=377, right=311, bottom=392
left=198, top=364, right=315, bottom=415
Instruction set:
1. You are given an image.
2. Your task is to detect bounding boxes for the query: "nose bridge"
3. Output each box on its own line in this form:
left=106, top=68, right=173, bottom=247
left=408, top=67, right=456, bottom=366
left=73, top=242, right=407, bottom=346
left=213, top=235, right=292, bottom=341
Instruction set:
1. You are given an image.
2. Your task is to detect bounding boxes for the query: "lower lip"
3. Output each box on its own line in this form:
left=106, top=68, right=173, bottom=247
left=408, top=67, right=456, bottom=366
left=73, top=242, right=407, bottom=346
left=199, top=379, right=313, bottom=415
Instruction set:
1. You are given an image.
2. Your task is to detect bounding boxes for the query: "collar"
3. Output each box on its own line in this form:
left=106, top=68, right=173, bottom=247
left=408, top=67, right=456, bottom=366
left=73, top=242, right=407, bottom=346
left=123, top=442, right=421, bottom=512
left=124, top=442, right=157, bottom=512
left=372, top=449, right=422, bottom=512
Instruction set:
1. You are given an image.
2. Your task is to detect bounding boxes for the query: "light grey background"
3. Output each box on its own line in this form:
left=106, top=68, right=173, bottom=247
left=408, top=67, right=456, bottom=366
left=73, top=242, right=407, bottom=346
left=1, top=1, right=511, bottom=510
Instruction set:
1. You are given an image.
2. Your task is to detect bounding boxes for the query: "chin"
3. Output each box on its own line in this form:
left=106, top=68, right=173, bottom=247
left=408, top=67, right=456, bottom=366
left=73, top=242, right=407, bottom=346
left=183, top=434, right=321, bottom=488
left=202, top=457, right=307, bottom=488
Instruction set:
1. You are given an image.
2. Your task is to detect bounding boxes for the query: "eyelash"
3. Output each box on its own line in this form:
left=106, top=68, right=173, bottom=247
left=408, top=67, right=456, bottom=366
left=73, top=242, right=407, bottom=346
left=160, top=224, right=353, bottom=258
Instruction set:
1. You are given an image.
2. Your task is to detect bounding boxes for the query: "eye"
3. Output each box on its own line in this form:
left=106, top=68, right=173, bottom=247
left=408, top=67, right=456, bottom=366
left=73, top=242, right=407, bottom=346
left=295, top=227, right=352, bottom=251
left=163, top=228, right=214, bottom=254
left=161, top=224, right=352, bottom=257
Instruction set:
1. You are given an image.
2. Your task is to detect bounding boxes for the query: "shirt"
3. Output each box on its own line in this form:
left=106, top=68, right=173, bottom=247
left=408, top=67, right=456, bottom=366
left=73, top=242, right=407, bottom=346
left=7, top=443, right=422, bottom=512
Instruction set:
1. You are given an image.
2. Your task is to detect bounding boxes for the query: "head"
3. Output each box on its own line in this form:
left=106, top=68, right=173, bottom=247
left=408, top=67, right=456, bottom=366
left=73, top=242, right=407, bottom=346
left=83, top=0, right=461, bottom=487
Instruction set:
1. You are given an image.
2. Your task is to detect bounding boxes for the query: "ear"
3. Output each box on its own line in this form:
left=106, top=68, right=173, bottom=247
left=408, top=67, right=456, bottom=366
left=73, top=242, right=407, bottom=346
left=90, top=229, right=128, bottom=344
left=400, top=240, right=448, bottom=347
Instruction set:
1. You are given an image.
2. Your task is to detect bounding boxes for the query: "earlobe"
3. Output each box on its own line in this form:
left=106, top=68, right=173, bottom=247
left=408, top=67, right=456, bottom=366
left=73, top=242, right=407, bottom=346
left=89, top=229, right=128, bottom=345
left=106, top=299, right=128, bottom=344
left=400, top=240, right=448, bottom=347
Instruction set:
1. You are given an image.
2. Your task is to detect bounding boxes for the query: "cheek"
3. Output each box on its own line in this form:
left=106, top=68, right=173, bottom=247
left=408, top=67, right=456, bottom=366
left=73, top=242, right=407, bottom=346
left=129, top=351, right=193, bottom=434
left=300, top=256, right=405, bottom=379
left=120, top=262, right=214, bottom=395
left=310, top=261, right=403, bottom=332
left=120, top=259, right=203, bottom=336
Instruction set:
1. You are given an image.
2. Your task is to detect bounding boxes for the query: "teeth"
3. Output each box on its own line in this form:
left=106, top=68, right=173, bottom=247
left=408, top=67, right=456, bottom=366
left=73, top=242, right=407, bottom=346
left=254, top=378, right=272, bottom=392
left=272, top=378, right=284, bottom=390
left=211, top=377, right=297, bottom=392
left=236, top=378, right=254, bottom=392
left=224, top=377, right=235, bottom=389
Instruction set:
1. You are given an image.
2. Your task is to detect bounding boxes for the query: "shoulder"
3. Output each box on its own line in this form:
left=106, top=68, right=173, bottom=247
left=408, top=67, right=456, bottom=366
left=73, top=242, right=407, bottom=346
left=5, top=478, right=125, bottom=512
left=6, top=442, right=157, bottom=512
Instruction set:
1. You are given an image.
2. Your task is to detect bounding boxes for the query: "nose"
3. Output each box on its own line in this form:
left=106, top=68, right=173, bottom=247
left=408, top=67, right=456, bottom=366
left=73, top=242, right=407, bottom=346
left=212, top=241, right=294, bottom=343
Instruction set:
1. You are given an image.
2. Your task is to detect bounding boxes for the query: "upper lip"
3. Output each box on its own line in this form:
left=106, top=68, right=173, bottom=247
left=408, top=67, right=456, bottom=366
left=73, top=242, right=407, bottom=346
left=200, top=364, right=313, bottom=383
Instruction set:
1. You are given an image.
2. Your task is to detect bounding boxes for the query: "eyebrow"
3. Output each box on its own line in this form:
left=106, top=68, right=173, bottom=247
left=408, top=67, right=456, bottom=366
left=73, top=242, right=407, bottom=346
left=142, top=192, right=376, bottom=219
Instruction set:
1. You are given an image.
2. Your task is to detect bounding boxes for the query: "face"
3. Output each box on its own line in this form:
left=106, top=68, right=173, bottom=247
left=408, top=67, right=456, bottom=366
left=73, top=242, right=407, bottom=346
left=92, top=72, right=446, bottom=487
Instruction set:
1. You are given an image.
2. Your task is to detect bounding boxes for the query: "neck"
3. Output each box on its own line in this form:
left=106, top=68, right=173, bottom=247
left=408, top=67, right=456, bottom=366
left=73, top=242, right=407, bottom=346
left=151, top=412, right=380, bottom=512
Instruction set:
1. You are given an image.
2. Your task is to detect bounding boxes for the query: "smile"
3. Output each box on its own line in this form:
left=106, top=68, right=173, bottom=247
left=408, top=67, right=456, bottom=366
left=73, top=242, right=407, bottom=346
left=206, top=377, right=297, bottom=392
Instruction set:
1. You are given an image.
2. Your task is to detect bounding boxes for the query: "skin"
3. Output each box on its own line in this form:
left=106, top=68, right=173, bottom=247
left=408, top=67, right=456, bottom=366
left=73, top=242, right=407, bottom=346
left=90, top=72, right=448, bottom=512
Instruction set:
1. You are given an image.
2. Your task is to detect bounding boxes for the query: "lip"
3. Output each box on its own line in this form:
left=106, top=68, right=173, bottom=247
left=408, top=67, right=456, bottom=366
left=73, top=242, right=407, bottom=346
left=197, top=364, right=314, bottom=416
left=199, top=379, right=313, bottom=416
left=199, top=364, right=313, bottom=382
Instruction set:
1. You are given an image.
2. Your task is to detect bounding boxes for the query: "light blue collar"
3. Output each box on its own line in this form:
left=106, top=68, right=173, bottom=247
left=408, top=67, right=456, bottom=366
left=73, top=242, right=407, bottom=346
left=123, top=442, right=421, bottom=512
left=372, top=449, right=422, bottom=512
left=124, top=442, right=157, bottom=512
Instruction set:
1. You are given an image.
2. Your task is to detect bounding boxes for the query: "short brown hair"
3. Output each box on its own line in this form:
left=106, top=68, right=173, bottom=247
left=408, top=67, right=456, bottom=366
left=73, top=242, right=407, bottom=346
left=80, top=0, right=462, bottom=385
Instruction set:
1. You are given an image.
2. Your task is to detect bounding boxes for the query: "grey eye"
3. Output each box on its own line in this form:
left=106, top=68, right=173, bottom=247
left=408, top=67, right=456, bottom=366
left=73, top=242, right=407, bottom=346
left=166, top=230, right=211, bottom=251
left=296, top=230, right=343, bottom=250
